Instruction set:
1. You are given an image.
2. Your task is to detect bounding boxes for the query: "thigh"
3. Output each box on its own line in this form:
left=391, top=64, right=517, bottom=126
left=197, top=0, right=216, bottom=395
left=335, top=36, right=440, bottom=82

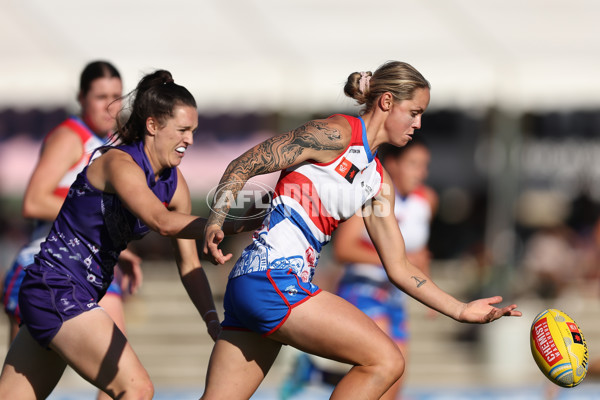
left=203, top=330, right=282, bottom=400
left=50, top=307, right=150, bottom=398
left=271, top=290, right=400, bottom=367
left=99, top=293, right=126, bottom=335
left=0, top=326, right=67, bottom=400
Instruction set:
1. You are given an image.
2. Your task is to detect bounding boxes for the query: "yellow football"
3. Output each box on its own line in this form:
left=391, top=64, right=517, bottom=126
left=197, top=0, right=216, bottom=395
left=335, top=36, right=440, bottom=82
left=530, top=309, right=588, bottom=388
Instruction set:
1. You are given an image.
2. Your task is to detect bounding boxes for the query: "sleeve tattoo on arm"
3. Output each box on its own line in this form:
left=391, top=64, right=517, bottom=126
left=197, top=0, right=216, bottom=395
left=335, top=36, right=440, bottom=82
left=208, top=121, right=344, bottom=227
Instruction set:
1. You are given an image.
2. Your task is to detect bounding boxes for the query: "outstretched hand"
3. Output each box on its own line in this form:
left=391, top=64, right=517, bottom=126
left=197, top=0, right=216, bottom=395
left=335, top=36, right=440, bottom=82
left=203, top=224, right=233, bottom=265
left=458, top=296, right=521, bottom=323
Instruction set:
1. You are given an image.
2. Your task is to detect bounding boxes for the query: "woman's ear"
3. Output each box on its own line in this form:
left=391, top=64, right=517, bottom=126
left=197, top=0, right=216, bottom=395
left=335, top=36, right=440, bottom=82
left=378, top=92, right=393, bottom=112
left=146, top=117, right=157, bottom=136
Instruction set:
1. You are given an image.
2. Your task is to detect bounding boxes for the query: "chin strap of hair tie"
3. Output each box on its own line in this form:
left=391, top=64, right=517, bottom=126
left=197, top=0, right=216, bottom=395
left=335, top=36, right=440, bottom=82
left=359, top=72, right=371, bottom=93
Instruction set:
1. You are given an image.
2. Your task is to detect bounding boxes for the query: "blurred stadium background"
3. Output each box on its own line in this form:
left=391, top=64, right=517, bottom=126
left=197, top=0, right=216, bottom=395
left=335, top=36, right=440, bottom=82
left=2, top=1, right=600, bottom=398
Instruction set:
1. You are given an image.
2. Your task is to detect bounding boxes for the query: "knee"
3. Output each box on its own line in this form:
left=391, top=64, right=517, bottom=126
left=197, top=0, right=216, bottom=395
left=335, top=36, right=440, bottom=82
left=373, top=343, right=405, bottom=386
left=133, top=379, right=154, bottom=400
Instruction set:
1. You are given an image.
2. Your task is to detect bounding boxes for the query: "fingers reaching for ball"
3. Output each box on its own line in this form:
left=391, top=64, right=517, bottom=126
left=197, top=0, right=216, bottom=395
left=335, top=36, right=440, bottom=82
left=459, top=296, right=522, bottom=324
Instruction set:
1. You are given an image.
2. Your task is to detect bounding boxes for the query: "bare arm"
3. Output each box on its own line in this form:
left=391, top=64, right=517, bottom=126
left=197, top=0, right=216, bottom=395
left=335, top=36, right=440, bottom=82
left=203, top=118, right=348, bottom=263
left=22, top=127, right=82, bottom=220
left=168, top=173, right=221, bottom=341
left=363, top=171, right=521, bottom=323
left=87, top=150, right=213, bottom=240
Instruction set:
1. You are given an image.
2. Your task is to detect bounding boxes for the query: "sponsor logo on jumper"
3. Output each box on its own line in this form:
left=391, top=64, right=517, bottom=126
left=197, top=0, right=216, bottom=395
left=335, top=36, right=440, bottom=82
left=348, top=148, right=361, bottom=154
left=533, top=318, right=563, bottom=366
left=335, top=157, right=360, bottom=183
left=335, top=157, right=351, bottom=175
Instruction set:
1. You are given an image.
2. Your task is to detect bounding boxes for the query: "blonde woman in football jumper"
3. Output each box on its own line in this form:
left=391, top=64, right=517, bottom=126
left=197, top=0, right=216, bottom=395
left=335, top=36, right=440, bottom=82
left=201, top=60, right=521, bottom=400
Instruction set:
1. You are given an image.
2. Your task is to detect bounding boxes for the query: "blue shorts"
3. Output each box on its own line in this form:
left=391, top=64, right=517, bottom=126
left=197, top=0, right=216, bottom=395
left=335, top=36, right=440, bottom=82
left=336, top=277, right=408, bottom=341
left=105, top=277, right=123, bottom=297
left=2, top=263, right=26, bottom=323
left=222, top=269, right=321, bottom=336
left=2, top=241, right=41, bottom=324
left=18, top=263, right=101, bottom=348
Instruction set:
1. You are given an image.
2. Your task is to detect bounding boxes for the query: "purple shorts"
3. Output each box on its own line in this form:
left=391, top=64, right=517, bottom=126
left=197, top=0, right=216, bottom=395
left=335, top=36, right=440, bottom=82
left=19, top=263, right=100, bottom=348
left=222, top=268, right=321, bottom=336
left=3, top=244, right=121, bottom=324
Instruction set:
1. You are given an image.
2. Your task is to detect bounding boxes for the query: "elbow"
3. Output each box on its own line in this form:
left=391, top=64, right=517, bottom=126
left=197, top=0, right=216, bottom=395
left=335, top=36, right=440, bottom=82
left=155, top=226, right=173, bottom=237
left=155, top=219, right=177, bottom=237
left=21, top=198, right=39, bottom=219
left=147, top=214, right=176, bottom=237
left=332, top=243, right=350, bottom=263
left=333, top=248, right=344, bottom=263
left=152, top=213, right=191, bottom=238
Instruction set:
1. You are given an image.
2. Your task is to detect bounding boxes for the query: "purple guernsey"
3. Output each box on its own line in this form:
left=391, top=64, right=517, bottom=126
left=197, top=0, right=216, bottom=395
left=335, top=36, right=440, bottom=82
left=33, top=140, right=177, bottom=299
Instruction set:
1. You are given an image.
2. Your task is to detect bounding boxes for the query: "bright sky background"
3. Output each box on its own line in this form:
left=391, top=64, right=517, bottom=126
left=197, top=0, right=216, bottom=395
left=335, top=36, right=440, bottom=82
left=2, top=0, right=600, bottom=113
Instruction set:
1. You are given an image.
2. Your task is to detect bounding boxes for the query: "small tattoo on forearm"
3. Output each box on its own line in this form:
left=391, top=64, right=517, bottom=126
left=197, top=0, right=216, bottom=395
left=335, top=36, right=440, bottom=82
left=411, top=276, right=427, bottom=288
